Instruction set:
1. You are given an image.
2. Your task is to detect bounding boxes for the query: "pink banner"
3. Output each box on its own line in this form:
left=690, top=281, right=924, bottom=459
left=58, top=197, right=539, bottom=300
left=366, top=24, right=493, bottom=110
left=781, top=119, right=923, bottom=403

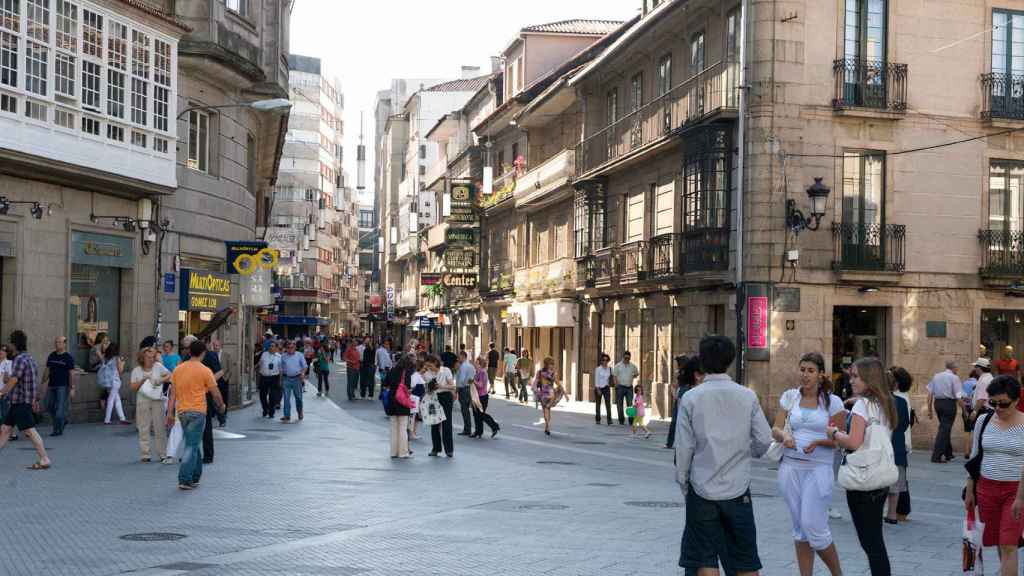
left=747, top=296, right=769, bottom=349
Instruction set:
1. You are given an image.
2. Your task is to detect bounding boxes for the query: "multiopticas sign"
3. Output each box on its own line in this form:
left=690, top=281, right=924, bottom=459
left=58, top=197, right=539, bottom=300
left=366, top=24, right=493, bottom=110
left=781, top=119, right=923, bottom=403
left=180, top=269, right=232, bottom=312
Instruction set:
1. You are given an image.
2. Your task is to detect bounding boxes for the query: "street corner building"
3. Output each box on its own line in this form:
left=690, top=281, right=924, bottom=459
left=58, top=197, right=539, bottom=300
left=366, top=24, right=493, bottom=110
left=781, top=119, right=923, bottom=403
left=365, top=0, right=1024, bottom=452
left=0, top=0, right=294, bottom=423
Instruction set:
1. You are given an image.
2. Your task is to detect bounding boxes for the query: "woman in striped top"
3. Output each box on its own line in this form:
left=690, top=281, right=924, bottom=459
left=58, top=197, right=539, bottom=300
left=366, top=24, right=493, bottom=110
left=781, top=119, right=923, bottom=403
left=964, top=375, right=1024, bottom=575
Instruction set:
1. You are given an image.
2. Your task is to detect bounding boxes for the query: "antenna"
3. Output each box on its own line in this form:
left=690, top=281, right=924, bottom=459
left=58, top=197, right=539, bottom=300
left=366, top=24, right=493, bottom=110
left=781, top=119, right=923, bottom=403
left=356, top=112, right=366, bottom=190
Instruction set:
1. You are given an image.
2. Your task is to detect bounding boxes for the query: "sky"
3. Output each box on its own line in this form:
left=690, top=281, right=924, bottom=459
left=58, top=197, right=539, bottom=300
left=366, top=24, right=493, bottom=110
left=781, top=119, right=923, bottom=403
left=290, top=0, right=636, bottom=205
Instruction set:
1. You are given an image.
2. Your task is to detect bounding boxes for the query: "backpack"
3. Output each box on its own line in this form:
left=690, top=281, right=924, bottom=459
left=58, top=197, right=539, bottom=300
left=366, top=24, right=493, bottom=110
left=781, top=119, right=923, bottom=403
left=97, top=359, right=117, bottom=389
left=838, top=400, right=899, bottom=491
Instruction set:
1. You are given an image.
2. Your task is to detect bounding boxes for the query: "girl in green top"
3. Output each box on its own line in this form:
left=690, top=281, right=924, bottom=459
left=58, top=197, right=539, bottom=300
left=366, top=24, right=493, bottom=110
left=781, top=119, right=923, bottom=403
left=315, top=346, right=331, bottom=397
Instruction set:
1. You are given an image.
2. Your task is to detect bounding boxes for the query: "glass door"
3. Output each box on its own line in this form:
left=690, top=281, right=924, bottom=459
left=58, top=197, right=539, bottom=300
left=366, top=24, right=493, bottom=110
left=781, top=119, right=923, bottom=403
left=841, top=152, right=885, bottom=269
left=992, top=11, right=1024, bottom=119
left=843, top=0, right=887, bottom=107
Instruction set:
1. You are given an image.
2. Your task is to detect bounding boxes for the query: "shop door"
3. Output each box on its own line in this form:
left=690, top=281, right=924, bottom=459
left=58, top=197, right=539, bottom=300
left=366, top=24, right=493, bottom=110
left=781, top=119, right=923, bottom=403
left=981, top=309, right=1024, bottom=364
left=832, top=306, right=888, bottom=370
left=69, top=264, right=121, bottom=370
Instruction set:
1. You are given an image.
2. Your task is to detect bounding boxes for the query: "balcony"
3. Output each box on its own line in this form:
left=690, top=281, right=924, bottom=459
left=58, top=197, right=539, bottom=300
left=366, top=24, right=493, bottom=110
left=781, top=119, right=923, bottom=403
left=482, top=260, right=515, bottom=298
left=832, top=222, right=906, bottom=273
left=618, top=241, right=649, bottom=283
left=982, top=73, right=1024, bottom=121
left=650, top=233, right=683, bottom=278
left=577, top=248, right=616, bottom=289
left=682, top=228, right=730, bottom=273
left=394, top=235, right=418, bottom=260
left=516, top=257, right=577, bottom=298
left=575, top=60, right=739, bottom=178
left=398, top=288, right=419, bottom=309
left=514, top=149, right=576, bottom=206
left=427, top=222, right=449, bottom=250
left=832, top=59, right=908, bottom=115
left=481, top=169, right=518, bottom=210
left=979, top=229, right=1024, bottom=277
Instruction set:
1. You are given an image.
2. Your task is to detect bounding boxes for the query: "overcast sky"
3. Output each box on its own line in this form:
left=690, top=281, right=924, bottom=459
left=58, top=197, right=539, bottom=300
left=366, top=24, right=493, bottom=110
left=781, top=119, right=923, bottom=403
left=290, top=0, right=635, bottom=205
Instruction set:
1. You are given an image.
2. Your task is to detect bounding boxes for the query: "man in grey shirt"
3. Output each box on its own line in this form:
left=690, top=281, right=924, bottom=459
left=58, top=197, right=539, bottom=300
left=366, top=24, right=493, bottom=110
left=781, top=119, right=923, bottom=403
left=675, top=335, right=772, bottom=576
left=454, top=351, right=476, bottom=436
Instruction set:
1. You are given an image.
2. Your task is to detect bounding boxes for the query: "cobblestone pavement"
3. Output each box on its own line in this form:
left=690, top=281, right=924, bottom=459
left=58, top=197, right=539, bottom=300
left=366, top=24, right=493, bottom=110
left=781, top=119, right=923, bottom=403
left=0, top=368, right=978, bottom=575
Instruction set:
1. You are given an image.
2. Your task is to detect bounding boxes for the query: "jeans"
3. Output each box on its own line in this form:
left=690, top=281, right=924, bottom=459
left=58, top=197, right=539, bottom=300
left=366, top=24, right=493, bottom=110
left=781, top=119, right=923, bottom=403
left=282, top=376, right=303, bottom=418
left=846, top=488, right=891, bottom=575
left=457, top=387, right=473, bottom=433
left=518, top=375, right=530, bottom=403
left=178, top=411, right=206, bottom=486
left=47, top=386, right=69, bottom=434
left=615, top=386, right=634, bottom=425
left=360, top=368, right=374, bottom=398
left=473, top=394, right=499, bottom=436
left=346, top=369, right=359, bottom=400
left=431, top=391, right=455, bottom=455
left=931, top=398, right=957, bottom=461
left=316, top=369, right=330, bottom=395
left=595, top=386, right=611, bottom=423
left=504, top=371, right=517, bottom=398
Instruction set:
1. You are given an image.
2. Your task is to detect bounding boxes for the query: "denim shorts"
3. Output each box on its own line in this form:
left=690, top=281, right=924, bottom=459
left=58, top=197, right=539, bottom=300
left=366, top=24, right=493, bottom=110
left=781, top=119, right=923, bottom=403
left=680, top=487, right=762, bottom=573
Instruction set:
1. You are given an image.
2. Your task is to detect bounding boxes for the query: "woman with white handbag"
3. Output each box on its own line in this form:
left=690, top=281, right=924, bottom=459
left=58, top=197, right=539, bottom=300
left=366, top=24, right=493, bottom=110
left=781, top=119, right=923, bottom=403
left=827, top=357, right=898, bottom=576
left=770, top=352, right=845, bottom=576
left=130, top=347, right=172, bottom=463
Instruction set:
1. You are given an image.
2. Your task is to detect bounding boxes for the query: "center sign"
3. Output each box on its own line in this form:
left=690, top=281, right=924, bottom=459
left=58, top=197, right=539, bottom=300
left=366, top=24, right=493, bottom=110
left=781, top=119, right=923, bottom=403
left=420, top=273, right=478, bottom=290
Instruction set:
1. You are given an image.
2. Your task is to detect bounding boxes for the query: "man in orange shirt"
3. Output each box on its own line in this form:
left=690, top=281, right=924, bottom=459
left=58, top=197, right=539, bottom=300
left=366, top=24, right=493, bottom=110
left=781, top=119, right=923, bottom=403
left=166, top=339, right=225, bottom=491
left=344, top=340, right=361, bottom=402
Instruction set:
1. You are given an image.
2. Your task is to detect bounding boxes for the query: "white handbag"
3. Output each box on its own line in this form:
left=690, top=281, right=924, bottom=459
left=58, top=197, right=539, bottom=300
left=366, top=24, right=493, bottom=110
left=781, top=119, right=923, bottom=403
left=138, top=374, right=163, bottom=401
left=421, top=393, right=446, bottom=426
left=838, top=400, right=899, bottom=491
left=765, top=394, right=794, bottom=462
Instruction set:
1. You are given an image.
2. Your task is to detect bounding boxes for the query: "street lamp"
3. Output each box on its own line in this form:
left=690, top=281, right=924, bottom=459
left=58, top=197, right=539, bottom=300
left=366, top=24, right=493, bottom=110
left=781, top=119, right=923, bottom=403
left=786, top=177, right=831, bottom=234
left=176, top=98, right=292, bottom=120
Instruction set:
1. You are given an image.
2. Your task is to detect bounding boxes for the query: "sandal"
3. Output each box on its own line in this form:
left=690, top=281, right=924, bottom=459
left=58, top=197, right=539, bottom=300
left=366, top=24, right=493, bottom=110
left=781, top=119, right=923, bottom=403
left=27, top=462, right=50, bottom=470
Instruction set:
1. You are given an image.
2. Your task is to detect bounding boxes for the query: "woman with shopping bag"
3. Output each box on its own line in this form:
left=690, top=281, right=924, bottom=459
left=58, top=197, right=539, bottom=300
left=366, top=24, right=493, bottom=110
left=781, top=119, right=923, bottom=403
left=424, top=355, right=456, bottom=458
left=129, top=347, right=172, bottom=464
left=384, top=356, right=415, bottom=459
left=826, top=357, right=898, bottom=576
left=963, top=375, right=1024, bottom=576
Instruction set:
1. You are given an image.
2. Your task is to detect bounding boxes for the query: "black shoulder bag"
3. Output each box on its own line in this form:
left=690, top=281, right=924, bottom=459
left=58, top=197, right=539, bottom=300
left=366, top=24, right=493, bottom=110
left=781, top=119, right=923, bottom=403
left=965, top=410, right=995, bottom=482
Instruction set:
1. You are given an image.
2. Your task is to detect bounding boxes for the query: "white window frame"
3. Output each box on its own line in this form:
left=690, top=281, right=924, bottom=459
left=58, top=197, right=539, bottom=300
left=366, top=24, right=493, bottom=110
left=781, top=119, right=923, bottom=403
left=187, top=109, right=209, bottom=173
left=225, top=0, right=248, bottom=17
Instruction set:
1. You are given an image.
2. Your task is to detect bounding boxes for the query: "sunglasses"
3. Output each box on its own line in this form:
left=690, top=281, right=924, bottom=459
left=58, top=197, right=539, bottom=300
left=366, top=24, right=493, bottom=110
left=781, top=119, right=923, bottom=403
left=989, top=399, right=1016, bottom=409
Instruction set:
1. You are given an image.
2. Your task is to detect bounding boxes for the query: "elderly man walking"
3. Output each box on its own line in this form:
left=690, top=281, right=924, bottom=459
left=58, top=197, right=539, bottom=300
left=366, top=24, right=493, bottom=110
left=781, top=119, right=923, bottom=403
left=927, top=359, right=962, bottom=463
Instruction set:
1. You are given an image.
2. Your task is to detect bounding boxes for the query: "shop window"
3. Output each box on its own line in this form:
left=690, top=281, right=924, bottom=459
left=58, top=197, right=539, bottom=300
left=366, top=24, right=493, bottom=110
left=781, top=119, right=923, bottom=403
left=69, top=263, right=122, bottom=370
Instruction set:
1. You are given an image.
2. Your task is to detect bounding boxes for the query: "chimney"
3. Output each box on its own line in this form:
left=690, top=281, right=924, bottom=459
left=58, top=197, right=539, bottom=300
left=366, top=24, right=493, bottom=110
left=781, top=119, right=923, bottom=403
left=491, top=56, right=503, bottom=74
left=461, top=65, right=481, bottom=79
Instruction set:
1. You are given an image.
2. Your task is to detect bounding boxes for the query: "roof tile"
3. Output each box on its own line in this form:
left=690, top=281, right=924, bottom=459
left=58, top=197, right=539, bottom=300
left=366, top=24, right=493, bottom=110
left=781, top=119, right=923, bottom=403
left=521, top=19, right=624, bottom=35
left=424, top=76, right=492, bottom=93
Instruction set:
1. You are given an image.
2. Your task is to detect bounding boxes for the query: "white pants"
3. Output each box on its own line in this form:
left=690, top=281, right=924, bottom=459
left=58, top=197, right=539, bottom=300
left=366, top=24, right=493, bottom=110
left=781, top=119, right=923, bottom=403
left=778, top=457, right=835, bottom=551
left=104, top=383, right=125, bottom=423
left=166, top=419, right=183, bottom=459
left=389, top=415, right=409, bottom=457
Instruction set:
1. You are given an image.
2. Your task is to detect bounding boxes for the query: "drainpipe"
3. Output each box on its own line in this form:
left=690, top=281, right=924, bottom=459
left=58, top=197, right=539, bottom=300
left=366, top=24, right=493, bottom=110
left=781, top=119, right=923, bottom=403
left=735, top=0, right=750, bottom=384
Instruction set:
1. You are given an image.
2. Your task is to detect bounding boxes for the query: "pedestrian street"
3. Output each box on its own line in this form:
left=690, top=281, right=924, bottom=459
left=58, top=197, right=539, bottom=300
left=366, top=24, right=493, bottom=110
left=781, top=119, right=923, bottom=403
left=0, top=367, right=976, bottom=576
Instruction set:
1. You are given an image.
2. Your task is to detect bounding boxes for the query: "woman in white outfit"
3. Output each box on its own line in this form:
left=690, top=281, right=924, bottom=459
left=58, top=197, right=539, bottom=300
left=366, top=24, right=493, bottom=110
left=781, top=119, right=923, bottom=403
left=771, top=351, right=846, bottom=576
left=130, top=347, right=172, bottom=463
left=101, top=342, right=130, bottom=425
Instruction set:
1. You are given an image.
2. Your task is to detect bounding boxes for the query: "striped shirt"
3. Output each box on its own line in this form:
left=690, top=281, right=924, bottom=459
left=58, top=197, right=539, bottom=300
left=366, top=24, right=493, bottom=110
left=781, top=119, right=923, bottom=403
left=980, top=419, right=1024, bottom=481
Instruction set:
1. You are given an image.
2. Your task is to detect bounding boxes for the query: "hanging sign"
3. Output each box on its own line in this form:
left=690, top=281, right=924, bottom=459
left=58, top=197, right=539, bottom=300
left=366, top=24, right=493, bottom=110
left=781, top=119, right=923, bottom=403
left=226, top=241, right=279, bottom=275
left=448, top=182, right=478, bottom=224
left=745, top=282, right=771, bottom=361
left=445, top=228, right=476, bottom=246
left=443, top=248, right=476, bottom=269
left=180, top=269, right=232, bottom=312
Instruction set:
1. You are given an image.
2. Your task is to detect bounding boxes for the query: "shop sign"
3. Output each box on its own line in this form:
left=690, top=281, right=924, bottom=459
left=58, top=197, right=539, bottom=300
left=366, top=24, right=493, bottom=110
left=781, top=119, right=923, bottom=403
left=180, top=269, right=232, bottom=312
left=71, top=231, right=135, bottom=268
left=448, top=182, right=478, bottom=225
left=442, top=273, right=477, bottom=289
left=443, top=248, right=476, bottom=269
left=163, top=273, right=176, bottom=294
left=241, top=268, right=273, bottom=306
left=266, top=228, right=300, bottom=251
left=745, top=282, right=771, bottom=361
left=385, top=285, right=395, bottom=320
left=226, top=241, right=279, bottom=275
left=445, top=228, right=476, bottom=246
left=421, top=273, right=443, bottom=286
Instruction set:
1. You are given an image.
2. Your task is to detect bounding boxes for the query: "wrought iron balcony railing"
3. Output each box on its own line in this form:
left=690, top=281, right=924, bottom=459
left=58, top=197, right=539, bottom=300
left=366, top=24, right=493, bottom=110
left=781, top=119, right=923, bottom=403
left=683, top=228, right=730, bottom=273
left=832, top=222, right=906, bottom=273
left=618, top=241, right=649, bottom=283
left=979, top=229, right=1024, bottom=276
left=982, top=72, right=1024, bottom=121
left=649, top=233, right=683, bottom=278
left=577, top=248, right=616, bottom=289
left=575, top=60, right=739, bottom=177
left=832, top=59, right=908, bottom=112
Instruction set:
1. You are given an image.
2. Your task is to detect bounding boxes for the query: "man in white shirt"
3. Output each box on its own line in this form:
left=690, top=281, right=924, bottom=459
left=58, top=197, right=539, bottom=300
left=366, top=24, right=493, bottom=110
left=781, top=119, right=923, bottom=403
left=375, top=340, right=394, bottom=383
left=926, top=359, right=961, bottom=463
left=612, top=351, right=639, bottom=425
left=258, top=341, right=282, bottom=418
left=676, top=335, right=772, bottom=575
left=594, top=353, right=612, bottom=425
left=455, top=352, right=477, bottom=436
left=503, top=348, right=519, bottom=399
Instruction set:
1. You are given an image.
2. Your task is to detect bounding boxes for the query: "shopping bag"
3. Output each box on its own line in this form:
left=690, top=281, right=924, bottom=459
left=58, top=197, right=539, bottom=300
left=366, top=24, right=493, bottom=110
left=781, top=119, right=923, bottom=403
left=962, top=509, right=984, bottom=575
left=166, top=420, right=183, bottom=459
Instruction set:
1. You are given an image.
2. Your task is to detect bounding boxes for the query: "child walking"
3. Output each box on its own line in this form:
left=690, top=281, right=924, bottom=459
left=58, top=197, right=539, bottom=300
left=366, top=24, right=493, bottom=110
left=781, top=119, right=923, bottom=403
left=631, top=383, right=651, bottom=438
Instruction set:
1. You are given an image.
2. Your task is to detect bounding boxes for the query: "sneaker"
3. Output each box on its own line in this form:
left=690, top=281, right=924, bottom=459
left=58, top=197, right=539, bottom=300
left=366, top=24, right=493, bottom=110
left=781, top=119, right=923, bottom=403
left=160, top=457, right=175, bottom=465
left=280, top=416, right=290, bottom=422
left=828, top=508, right=842, bottom=519
left=178, top=483, right=194, bottom=491
left=491, top=427, right=500, bottom=438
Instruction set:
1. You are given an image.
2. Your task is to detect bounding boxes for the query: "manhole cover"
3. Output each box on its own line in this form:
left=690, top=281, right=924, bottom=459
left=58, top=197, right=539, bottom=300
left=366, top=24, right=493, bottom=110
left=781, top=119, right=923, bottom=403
left=536, top=460, right=577, bottom=466
left=572, top=441, right=605, bottom=445
left=624, top=501, right=683, bottom=509
left=119, top=532, right=187, bottom=542
left=517, top=503, right=569, bottom=511
left=587, top=482, right=619, bottom=487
